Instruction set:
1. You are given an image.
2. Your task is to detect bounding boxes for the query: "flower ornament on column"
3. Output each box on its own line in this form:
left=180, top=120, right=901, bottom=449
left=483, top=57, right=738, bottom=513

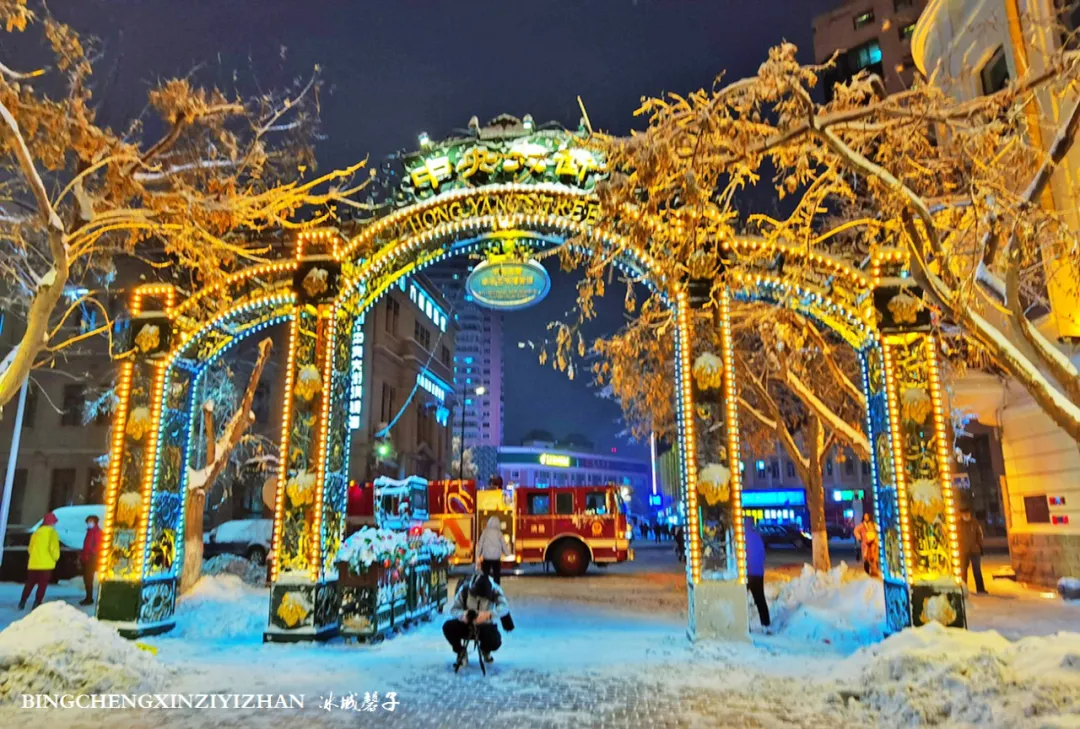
left=920, top=593, right=957, bottom=626
left=126, top=406, right=153, bottom=441
left=276, top=591, right=312, bottom=628
left=286, top=470, right=317, bottom=507
left=887, top=290, right=923, bottom=325
left=134, top=324, right=160, bottom=353
left=698, top=462, right=731, bottom=506
left=301, top=267, right=330, bottom=299
left=116, top=492, right=142, bottom=527
left=294, top=364, right=322, bottom=401
left=909, top=478, right=944, bottom=521
left=901, top=386, right=932, bottom=425
left=692, top=352, right=723, bottom=390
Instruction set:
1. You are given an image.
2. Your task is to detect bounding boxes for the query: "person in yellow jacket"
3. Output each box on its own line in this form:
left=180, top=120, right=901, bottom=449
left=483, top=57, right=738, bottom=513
left=19, top=511, right=60, bottom=610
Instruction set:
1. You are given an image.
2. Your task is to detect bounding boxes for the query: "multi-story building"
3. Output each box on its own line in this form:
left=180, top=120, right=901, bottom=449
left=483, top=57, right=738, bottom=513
left=426, top=264, right=505, bottom=482
left=497, top=440, right=651, bottom=515
left=348, top=274, right=457, bottom=484
left=912, top=0, right=1080, bottom=586
left=813, top=0, right=929, bottom=100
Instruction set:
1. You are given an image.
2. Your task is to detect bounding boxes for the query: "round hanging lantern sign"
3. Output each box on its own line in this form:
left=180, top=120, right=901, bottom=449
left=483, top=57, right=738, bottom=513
left=465, top=259, right=551, bottom=311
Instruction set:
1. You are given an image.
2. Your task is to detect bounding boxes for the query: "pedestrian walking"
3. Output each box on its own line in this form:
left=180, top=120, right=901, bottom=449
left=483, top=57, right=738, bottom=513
left=852, top=513, right=879, bottom=577
left=673, top=525, right=685, bottom=563
left=641, top=522, right=651, bottom=541
left=653, top=521, right=662, bottom=544
left=475, top=516, right=511, bottom=585
left=744, top=517, right=771, bottom=631
left=958, top=508, right=987, bottom=595
left=19, top=511, right=60, bottom=610
left=80, top=514, right=103, bottom=605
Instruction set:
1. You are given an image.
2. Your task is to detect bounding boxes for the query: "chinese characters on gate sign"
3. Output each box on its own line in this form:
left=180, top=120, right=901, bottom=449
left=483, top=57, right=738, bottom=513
left=320, top=692, right=399, bottom=712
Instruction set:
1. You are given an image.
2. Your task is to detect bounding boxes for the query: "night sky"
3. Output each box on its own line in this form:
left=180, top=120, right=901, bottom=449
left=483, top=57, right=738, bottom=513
left=53, top=0, right=839, bottom=459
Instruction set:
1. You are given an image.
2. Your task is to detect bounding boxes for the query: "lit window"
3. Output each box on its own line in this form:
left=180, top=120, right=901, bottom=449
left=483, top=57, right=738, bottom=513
left=853, top=10, right=874, bottom=30
left=853, top=40, right=882, bottom=70
left=900, top=22, right=916, bottom=41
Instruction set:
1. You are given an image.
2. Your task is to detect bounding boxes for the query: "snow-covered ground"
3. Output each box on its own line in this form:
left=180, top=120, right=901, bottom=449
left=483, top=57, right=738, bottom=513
left=0, top=547, right=1078, bottom=728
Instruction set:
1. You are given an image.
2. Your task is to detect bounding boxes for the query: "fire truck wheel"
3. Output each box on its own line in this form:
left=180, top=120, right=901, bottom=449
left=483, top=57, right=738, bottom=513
left=552, top=541, right=590, bottom=577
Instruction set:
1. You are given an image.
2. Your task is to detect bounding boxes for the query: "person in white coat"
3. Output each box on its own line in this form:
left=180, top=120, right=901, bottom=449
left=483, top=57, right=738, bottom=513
left=475, top=516, right=512, bottom=584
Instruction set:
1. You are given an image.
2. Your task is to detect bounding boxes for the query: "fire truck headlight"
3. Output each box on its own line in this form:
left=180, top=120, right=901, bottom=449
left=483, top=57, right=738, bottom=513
left=625, top=529, right=632, bottom=540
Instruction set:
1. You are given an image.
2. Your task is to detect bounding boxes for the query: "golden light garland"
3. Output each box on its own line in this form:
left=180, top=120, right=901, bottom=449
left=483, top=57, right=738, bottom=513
left=926, top=335, right=963, bottom=582
left=881, top=336, right=916, bottom=580
left=718, top=287, right=746, bottom=584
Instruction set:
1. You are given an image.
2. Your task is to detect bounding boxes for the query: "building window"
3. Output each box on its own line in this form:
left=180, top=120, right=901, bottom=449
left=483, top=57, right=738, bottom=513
left=414, top=320, right=431, bottom=350
left=852, top=39, right=883, bottom=70
left=440, top=346, right=451, bottom=368
left=755, top=460, right=766, bottom=479
left=1023, top=494, right=1050, bottom=524
left=380, top=383, right=396, bottom=424
left=385, top=297, right=400, bottom=335
left=845, top=459, right=855, bottom=475
left=50, top=468, right=77, bottom=509
left=8, top=468, right=27, bottom=523
left=862, top=461, right=871, bottom=476
left=894, top=0, right=915, bottom=10
left=556, top=492, right=574, bottom=515
left=900, top=22, right=916, bottom=41
left=87, top=466, right=105, bottom=504
left=253, top=384, right=271, bottom=425
left=853, top=9, right=874, bottom=30
left=61, top=384, right=85, bottom=426
left=826, top=459, right=834, bottom=476
left=981, top=47, right=1010, bottom=94
left=786, top=461, right=796, bottom=478
left=769, top=459, right=780, bottom=479
left=21, top=386, right=37, bottom=428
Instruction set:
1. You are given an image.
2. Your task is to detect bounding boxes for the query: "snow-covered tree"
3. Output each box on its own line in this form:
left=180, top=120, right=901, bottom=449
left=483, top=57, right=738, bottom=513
left=584, top=40, right=1080, bottom=443
left=180, top=338, right=274, bottom=593
left=448, top=436, right=477, bottom=481
left=0, top=2, right=368, bottom=411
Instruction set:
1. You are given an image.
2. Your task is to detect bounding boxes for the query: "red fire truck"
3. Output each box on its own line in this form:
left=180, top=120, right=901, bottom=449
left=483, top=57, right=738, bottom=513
left=349, top=479, right=633, bottom=576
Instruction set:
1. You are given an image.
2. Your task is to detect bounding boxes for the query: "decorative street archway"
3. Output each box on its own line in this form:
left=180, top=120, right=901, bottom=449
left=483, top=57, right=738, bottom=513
left=96, top=117, right=967, bottom=641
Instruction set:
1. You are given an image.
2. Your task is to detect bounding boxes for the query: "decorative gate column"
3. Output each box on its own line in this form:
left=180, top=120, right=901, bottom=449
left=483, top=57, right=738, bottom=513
left=872, top=276, right=966, bottom=632
left=264, top=244, right=345, bottom=642
left=678, top=281, right=748, bottom=641
left=97, top=285, right=189, bottom=637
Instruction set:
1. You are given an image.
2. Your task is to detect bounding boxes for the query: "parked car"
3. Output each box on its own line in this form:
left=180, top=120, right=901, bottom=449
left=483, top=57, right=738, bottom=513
left=203, top=519, right=273, bottom=564
left=757, top=523, right=812, bottom=550
left=827, top=523, right=853, bottom=539
left=0, top=504, right=106, bottom=582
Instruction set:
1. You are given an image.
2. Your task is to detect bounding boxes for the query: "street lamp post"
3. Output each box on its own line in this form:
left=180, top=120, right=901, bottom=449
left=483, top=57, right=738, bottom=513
left=459, top=385, right=485, bottom=555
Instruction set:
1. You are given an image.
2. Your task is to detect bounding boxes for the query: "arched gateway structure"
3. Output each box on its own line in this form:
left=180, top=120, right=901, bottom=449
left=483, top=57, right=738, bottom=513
left=96, top=116, right=967, bottom=641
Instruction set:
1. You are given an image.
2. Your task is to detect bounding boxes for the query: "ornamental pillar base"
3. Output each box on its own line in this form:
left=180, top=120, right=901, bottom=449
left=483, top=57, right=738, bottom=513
left=884, top=577, right=967, bottom=634
left=96, top=577, right=177, bottom=638
left=687, top=580, right=748, bottom=642
left=263, top=580, right=341, bottom=643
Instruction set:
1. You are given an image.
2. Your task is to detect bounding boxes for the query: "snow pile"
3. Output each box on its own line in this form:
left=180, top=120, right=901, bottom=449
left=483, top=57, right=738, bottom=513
left=202, top=554, right=266, bottom=585
left=0, top=602, right=169, bottom=701
left=765, top=563, right=885, bottom=651
left=171, top=574, right=267, bottom=642
left=847, top=623, right=1080, bottom=726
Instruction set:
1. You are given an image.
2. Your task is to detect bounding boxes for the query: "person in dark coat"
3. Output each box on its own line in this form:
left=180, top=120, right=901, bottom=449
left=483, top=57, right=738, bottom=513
left=958, top=508, right=987, bottom=595
left=744, top=517, right=771, bottom=631
left=443, top=573, right=510, bottom=668
left=80, top=514, right=103, bottom=605
left=673, top=525, right=685, bottom=563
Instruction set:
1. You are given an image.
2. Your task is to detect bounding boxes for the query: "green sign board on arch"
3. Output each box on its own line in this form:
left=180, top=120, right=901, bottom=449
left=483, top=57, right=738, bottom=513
left=465, top=259, right=551, bottom=310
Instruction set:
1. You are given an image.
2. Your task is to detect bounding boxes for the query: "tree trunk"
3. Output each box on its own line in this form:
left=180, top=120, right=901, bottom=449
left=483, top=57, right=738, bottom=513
left=178, top=338, right=273, bottom=594
left=180, top=488, right=206, bottom=594
left=806, top=416, right=831, bottom=572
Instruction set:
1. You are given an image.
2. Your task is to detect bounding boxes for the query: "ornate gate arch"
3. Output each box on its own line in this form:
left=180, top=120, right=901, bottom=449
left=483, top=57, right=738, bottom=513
left=97, top=117, right=966, bottom=641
